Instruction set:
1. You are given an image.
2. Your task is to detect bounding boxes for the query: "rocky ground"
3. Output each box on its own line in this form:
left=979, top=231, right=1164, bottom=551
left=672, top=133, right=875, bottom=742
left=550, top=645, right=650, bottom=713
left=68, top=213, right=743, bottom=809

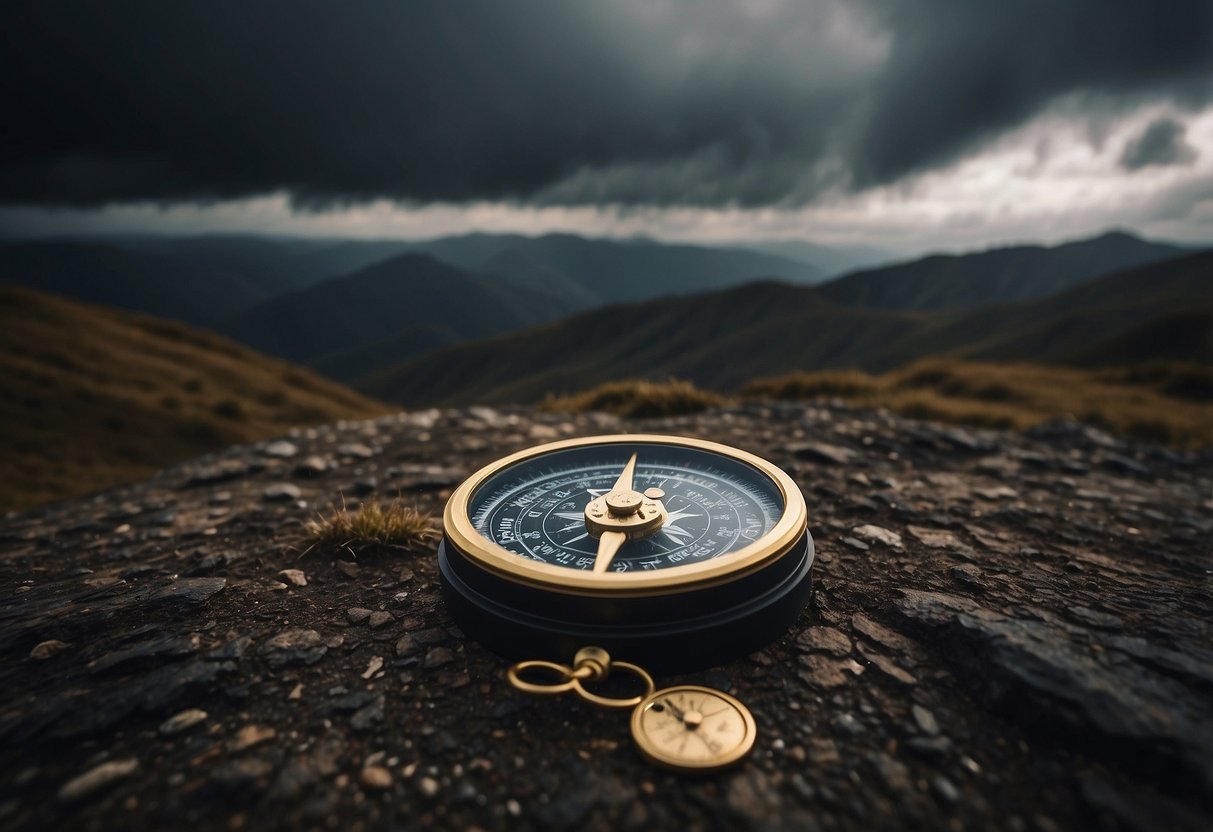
left=1, top=402, right=1210, bottom=831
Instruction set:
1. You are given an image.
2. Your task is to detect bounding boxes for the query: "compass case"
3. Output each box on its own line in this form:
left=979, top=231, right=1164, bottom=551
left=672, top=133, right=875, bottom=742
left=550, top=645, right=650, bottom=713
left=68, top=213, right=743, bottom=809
left=438, top=528, right=814, bottom=672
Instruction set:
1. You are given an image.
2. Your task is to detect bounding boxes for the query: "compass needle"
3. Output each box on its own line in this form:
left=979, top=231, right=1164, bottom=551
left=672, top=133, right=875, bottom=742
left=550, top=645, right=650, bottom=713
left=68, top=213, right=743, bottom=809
left=593, top=530, right=627, bottom=573
left=611, top=453, right=638, bottom=493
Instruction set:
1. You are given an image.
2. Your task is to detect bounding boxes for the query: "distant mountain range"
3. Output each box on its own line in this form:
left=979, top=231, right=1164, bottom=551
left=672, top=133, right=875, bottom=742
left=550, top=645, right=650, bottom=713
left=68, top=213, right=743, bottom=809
left=817, top=231, right=1187, bottom=310
left=113, top=231, right=832, bottom=301
left=221, top=253, right=574, bottom=373
left=1, top=228, right=1205, bottom=392
left=361, top=250, right=1213, bottom=405
left=0, top=284, right=385, bottom=510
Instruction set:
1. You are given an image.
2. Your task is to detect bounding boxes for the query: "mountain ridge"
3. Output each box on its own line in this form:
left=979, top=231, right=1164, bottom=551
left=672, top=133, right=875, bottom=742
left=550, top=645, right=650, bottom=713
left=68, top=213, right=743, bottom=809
left=220, top=252, right=575, bottom=374
left=816, top=230, right=1193, bottom=311
left=361, top=250, right=1213, bottom=405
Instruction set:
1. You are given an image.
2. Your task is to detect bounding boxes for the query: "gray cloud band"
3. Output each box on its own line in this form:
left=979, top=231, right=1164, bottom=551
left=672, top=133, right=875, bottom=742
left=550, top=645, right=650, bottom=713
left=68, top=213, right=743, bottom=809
left=1, top=0, right=1209, bottom=208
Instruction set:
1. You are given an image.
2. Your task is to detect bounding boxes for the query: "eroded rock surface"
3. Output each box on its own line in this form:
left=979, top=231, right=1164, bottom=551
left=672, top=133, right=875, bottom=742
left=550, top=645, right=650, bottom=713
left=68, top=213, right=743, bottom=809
left=1, top=404, right=1209, bottom=830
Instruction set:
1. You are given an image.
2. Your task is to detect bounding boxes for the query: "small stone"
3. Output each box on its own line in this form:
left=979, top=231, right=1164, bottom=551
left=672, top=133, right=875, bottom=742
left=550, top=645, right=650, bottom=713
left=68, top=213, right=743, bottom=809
left=337, top=561, right=361, bottom=578
left=288, top=684, right=303, bottom=700
left=852, top=525, right=904, bottom=548
left=278, top=569, right=307, bottom=587
left=361, top=766, right=392, bottom=790
left=263, top=483, right=302, bottom=502
left=261, top=628, right=328, bottom=668
left=974, top=486, right=1018, bottom=501
left=347, top=607, right=373, bottom=624
left=852, top=614, right=919, bottom=655
left=337, top=442, right=375, bottom=459
left=949, top=563, right=983, bottom=589
left=293, top=456, right=329, bottom=477
left=423, top=647, right=456, bottom=669
left=796, top=627, right=852, bottom=656
left=797, top=654, right=851, bottom=688
left=418, top=776, right=440, bottom=798
left=146, top=577, right=227, bottom=610
left=368, top=611, right=394, bottom=629
left=932, top=775, right=961, bottom=804
left=395, top=635, right=419, bottom=657
left=870, top=752, right=911, bottom=793
left=912, top=704, right=940, bottom=735
left=159, top=708, right=208, bottom=735
left=263, top=440, right=299, bottom=459
left=30, top=640, right=71, bottom=660
left=58, top=759, right=139, bottom=802
left=350, top=695, right=386, bottom=731
left=362, top=656, right=385, bottom=679
left=863, top=650, right=918, bottom=685
left=835, top=713, right=864, bottom=736
left=790, top=441, right=855, bottom=465
left=229, top=725, right=276, bottom=752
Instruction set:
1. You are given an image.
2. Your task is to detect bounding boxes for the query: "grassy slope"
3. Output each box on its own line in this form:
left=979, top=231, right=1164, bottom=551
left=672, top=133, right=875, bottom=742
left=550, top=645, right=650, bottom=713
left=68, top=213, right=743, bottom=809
left=1, top=284, right=388, bottom=511
left=541, top=361, right=1213, bottom=447
left=742, top=359, right=1213, bottom=447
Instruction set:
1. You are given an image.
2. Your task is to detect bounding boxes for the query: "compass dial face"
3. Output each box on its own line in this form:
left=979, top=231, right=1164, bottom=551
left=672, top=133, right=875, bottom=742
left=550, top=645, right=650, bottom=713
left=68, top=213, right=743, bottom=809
left=467, top=443, right=784, bottom=572
left=632, top=685, right=756, bottom=770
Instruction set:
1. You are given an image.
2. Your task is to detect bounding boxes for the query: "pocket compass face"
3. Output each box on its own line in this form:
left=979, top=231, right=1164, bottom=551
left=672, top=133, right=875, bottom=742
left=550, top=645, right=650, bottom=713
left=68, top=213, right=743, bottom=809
left=439, top=434, right=814, bottom=671
left=633, top=686, right=757, bottom=771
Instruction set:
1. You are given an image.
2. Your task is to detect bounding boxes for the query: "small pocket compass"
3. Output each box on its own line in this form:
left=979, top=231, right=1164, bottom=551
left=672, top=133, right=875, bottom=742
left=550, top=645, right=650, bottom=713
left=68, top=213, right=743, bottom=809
left=507, top=647, right=758, bottom=772
left=439, top=434, right=814, bottom=671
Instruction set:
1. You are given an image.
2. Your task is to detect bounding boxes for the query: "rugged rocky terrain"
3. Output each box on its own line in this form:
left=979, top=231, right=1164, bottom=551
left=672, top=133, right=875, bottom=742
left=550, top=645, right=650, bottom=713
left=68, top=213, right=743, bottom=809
left=1, top=403, right=1210, bottom=831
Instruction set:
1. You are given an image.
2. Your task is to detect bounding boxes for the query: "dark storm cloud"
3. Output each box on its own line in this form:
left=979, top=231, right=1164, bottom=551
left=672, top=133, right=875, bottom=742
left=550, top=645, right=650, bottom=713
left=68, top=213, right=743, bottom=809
left=1120, top=117, right=1199, bottom=170
left=853, top=0, right=1213, bottom=186
left=1, top=1, right=1210, bottom=208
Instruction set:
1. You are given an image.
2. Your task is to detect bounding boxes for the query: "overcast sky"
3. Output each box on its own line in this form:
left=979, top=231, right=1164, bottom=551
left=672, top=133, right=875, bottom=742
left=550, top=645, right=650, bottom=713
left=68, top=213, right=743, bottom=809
left=2, top=1, right=1210, bottom=253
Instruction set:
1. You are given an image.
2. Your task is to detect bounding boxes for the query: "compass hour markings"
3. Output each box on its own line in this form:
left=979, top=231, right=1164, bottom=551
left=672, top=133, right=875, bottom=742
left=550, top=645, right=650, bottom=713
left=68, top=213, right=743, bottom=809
left=469, top=446, right=782, bottom=572
left=661, top=505, right=701, bottom=541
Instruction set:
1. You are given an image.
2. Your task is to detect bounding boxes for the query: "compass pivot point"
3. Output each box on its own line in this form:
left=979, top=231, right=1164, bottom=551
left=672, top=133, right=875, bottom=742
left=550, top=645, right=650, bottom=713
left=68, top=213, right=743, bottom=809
left=605, top=489, right=642, bottom=516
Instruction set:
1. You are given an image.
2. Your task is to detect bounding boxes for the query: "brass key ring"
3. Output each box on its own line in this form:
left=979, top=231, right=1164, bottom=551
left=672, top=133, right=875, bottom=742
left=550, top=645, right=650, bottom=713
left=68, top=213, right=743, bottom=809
left=508, top=647, right=654, bottom=708
left=571, top=660, right=654, bottom=708
left=507, top=646, right=756, bottom=772
left=507, top=660, right=580, bottom=694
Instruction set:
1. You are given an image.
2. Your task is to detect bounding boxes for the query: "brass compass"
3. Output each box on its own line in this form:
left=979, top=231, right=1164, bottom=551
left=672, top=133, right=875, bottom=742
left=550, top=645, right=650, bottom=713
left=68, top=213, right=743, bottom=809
left=439, top=434, right=814, bottom=671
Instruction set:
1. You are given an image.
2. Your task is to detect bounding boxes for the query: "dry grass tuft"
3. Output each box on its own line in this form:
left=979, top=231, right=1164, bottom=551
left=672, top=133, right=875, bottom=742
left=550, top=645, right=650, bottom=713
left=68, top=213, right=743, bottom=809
left=541, top=379, right=725, bottom=419
left=305, top=499, right=436, bottom=552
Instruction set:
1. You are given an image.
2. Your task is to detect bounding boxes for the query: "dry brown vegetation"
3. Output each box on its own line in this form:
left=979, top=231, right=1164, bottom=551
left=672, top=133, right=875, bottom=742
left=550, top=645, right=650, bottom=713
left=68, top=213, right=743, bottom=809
left=541, top=361, right=1212, bottom=447
left=540, top=379, right=724, bottom=419
left=742, top=359, right=1213, bottom=447
left=304, top=499, right=435, bottom=552
left=1, top=284, right=388, bottom=511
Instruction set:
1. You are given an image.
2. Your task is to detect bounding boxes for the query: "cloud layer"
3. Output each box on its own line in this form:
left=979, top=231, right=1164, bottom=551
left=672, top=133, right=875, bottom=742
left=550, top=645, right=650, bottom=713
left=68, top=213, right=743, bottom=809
left=1, top=1, right=1210, bottom=209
